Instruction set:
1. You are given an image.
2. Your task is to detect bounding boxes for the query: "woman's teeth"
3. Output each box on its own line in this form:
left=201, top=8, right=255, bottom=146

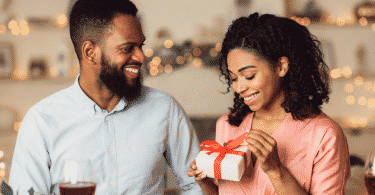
left=244, top=92, right=259, bottom=101
left=125, top=68, right=139, bottom=73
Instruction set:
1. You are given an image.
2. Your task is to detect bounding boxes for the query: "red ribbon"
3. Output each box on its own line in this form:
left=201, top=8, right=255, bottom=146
left=200, top=133, right=248, bottom=179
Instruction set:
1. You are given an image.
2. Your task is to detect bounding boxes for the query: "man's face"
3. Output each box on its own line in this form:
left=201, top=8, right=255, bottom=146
left=99, top=14, right=146, bottom=102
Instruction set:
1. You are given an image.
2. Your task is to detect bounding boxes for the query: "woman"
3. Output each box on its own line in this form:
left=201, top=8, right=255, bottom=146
left=188, top=13, right=350, bottom=194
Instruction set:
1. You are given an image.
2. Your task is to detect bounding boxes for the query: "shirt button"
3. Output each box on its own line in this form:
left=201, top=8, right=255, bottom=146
left=106, top=117, right=109, bottom=120
left=109, top=148, right=113, bottom=152
left=110, top=180, right=114, bottom=184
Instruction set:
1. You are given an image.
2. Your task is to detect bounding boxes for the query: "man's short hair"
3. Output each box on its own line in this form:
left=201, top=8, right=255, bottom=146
left=69, top=0, right=138, bottom=61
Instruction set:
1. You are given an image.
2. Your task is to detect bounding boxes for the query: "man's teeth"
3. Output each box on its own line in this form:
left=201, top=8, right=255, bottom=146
left=125, top=68, right=139, bottom=73
left=244, top=93, right=259, bottom=101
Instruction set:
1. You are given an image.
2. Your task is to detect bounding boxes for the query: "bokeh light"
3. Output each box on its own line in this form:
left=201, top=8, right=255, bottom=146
left=176, top=56, right=185, bottom=65
left=330, top=68, right=342, bottom=79
left=57, top=14, right=68, bottom=27
left=0, top=25, right=7, bottom=34
left=164, top=64, right=173, bottom=73
left=164, top=40, right=173, bottom=49
left=184, top=53, right=193, bottom=61
left=359, top=17, right=368, bottom=26
left=368, top=98, right=375, bottom=109
left=8, top=20, right=17, bottom=29
left=192, top=48, right=202, bottom=57
left=0, top=151, right=3, bottom=159
left=149, top=67, right=159, bottom=76
left=354, top=77, right=364, bottom=86
left=0, top=163, right=5, bottom=169
left=341, top=66, right=352, bottom=78
left=344, top=84, right=354, bottom=93
left=210, top=48, right=218, bottom=57
left=346, top=95, right=356, bottom=105
left=193, top=58, right=203, bottom=67
left=144, top=48, right=153, bottom=58
left=358, top=96, right=367, bottom=106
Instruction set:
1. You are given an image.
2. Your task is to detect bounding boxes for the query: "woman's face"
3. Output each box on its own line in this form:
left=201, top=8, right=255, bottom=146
left=227, top=48, right=285, bottom=113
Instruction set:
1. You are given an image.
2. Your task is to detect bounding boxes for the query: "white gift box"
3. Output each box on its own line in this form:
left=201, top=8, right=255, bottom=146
left=196, top=142, right=250, bottom=182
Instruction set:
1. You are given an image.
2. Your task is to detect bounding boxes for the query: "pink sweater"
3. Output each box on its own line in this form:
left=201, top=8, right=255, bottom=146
left=215, top=112, right=350, bottom=194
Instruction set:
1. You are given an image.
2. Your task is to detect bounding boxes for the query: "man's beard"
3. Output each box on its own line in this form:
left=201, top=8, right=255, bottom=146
left=99, top=54, right=142, bottom=102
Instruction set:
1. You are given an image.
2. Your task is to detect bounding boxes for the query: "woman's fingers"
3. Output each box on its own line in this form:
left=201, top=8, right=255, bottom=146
left=187, top=160, right=207, bottom=181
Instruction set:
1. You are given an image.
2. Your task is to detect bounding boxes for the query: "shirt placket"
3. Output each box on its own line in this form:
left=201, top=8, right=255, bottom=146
left=104, top=114, right=118, bottom=195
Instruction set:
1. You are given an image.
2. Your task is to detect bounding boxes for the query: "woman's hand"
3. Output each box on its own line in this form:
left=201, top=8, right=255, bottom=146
left=187, top=159, right=208, bottom=184
left=245, top=129, right=283, bottom=176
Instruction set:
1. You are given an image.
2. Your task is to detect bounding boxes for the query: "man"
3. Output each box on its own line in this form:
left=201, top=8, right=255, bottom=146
left=9, top=0, right=203, bottom=194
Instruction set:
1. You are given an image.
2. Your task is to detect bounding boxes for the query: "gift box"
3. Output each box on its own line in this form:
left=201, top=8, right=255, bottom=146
left=195, top=133, right=250, bottom=182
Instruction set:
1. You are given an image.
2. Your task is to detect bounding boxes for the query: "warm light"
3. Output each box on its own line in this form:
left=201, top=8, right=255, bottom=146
left=184, top=53, right=193, bottom=61
left=164, top=64, right=173, bottom=73
left=359, top=17, right=368, bottom=26
left=8, top=20, right=17, bottom=29
left=347, top=116, right=368, bottom=128
left=364, top=81, right=373, bottom=89
left=341, top=66, right=352, bottom=78
left=210, top=48, right=218, bottom=57
left=11, top=25, right=21, bottom=35
left=336, top=17, right=345, bottom=26
left=176, top=56, right=185, bottom=65
left=327, top=15, right=336, bottom=24
left=0, top=25, right=6, bottom=34
left=0, top=163, right=5, bottom=169
left=151, top=57, right=161, bottom=66
left=20, top=20, right=30, bottom=35
left=358, top=96, right=367, bottom=106
left=192, top=48, right=202, bottom=57
left=14, top=121, right=22, bottom=132
left=12, top=68, right=27, bottom=80
left=193, top=58, right=203, bottom=67
left=144, top=48, right=153, bottom=58
left=0, top=170, right=5, bottom=177
left=0, top=151, right=3, bottom=159
left=368, top=98, right=375, bottom=108
left=330, top=68, right=342, bottom=79
left=344, top=84, right=354, bottom=93
left=164, top=40, right=173, bottom=49
left=354, top=77, right=364, bottom=85
left=150, top=67, right=159, bottom=76
left=57, top=14, right=68, bottom=28
left=372, top=23, right=375, bottom=31
left=346, top=95, right=356, bottom=105
left=50, top=66, right=59, bottom=77
left=215, top=43, right=222, bottom=52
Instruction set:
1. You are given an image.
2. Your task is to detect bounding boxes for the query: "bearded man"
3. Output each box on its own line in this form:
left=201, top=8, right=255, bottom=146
left=9, top=0, right=203, bottom=194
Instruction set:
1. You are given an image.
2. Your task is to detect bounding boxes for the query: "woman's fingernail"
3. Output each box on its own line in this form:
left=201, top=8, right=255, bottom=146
left=196, top=169, right=203, bottom=174
left=192, top=165, right=196, bottom=169
left=201, top=174, right=206, bottom=178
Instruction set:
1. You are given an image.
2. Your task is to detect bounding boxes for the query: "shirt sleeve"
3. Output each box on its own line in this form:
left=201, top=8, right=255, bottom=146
left=164, top=97, right=203, bottom=195
left=9, top=108, right=52, bottom=195
left=309, top=124, right=351, bottom=194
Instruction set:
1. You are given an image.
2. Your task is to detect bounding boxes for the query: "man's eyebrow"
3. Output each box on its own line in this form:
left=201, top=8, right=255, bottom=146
left=229, top=65, right=256, bottom=73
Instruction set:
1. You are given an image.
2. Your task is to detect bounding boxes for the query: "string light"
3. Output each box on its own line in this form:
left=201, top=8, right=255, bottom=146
left=358, top=96, right=367, bottom=106
left=144, top=48, right=153, bottom=58
left=164, top=40, right=173, bottom=49
left=341, top=66, right=352, bottom=78
left=176, top=56, right=185, bottom=65
left=330, top=68, right=342, bottom=79
left=164, top=64, right=173, bottom=73
left=0, top=151, right=3, bottom=159
left=344, top=84, right=354, bottom=93
left=359, top=17, right=368, bottom=26
left=346, top=95, right=356, bottom=105
left=57, top=14, right=68, bottom=28
left=193, top=58, right=203, bottom=67
left=354, top=77, right=364, bottom=85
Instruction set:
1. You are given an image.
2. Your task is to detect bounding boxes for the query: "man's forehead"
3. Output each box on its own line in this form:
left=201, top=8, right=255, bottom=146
left=111, top=14, right=145, bottom=43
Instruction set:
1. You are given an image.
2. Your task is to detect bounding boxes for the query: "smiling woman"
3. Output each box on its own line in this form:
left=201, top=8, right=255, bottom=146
left=187, top=12, right=350, bottom=195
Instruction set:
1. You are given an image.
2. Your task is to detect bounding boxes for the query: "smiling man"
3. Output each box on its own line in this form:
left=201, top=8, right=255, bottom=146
left=9, top=0, right=203, bottom=194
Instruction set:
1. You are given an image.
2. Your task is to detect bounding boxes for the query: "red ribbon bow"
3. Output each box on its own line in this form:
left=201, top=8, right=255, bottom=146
left=200, top=133, right=248, bottom=179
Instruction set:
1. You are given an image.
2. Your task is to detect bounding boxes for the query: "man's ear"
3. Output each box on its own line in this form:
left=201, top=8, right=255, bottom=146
left=278, top=56, right=289, bottom=77
left=81, top=41, right=99, bottom=64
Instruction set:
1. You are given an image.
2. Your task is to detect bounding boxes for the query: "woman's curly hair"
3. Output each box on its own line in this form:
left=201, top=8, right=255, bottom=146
left=220, top=13, right=331, bottom=126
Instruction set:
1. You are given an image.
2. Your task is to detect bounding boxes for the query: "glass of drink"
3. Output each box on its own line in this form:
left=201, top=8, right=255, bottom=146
left=365, top=153, right=375, bottom=195
left=58, top=159, right=96, bottom=195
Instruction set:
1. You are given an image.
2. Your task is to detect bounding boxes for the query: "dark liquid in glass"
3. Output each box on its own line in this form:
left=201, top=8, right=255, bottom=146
left=365, top=175, right=375, bottom=195
left=59, top=181, right=96, bottom=195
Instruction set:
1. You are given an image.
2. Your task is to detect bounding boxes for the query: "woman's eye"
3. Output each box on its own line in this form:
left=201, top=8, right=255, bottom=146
left=246, top=75, right=256, bottom=80
left=231, top=77, right=238, bottom=82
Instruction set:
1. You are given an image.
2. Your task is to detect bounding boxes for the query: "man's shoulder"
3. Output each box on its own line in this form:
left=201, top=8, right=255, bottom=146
left=30, top=85, right=76, bottom=113
left=142, top=85, right=176, bottom=102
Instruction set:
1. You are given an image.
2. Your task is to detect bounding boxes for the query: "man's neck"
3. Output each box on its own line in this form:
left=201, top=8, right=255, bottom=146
left=79, top=73, right=120, bottom=113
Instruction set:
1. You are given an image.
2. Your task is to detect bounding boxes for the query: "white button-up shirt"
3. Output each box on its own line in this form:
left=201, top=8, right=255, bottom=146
left=9, top=76, right=203, bottom=195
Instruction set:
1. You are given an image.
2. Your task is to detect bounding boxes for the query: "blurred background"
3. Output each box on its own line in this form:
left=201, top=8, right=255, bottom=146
left=1, top=0, right=375, bottom=194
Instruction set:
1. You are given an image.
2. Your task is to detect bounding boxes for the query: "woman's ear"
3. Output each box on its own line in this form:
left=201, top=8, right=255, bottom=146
left=278, top=56, right=289, bottom=77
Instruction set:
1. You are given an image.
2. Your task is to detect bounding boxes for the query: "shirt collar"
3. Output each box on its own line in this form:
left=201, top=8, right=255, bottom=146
left=71, top=74, right=128, bottom=115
